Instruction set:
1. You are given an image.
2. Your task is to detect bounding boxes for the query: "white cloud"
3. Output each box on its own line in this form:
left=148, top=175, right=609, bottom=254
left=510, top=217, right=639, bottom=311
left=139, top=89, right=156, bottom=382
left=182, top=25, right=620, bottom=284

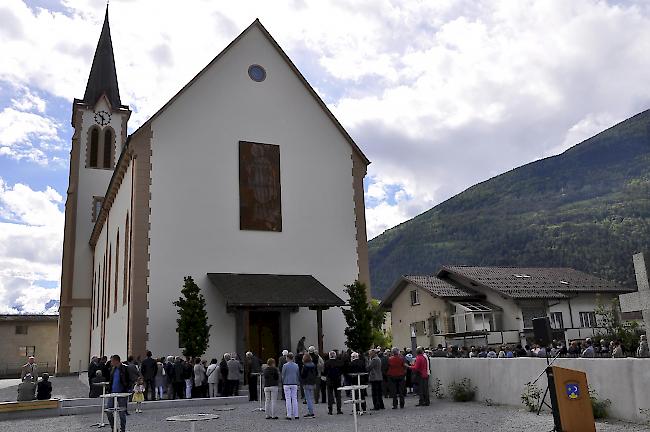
left=0, top=107, right=63, bottom=164
left=0, top=178, right=63, bottom=314
left=11, top=88, right=46, bottom=113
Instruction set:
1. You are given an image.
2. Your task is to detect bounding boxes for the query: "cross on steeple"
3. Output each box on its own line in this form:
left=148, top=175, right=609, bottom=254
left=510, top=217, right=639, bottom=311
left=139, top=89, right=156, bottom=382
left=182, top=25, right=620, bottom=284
left=83, top=6, right=121, bottom=108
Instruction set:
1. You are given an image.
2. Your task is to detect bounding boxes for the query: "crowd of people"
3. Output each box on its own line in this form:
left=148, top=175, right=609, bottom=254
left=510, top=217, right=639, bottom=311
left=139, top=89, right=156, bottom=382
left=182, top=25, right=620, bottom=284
left=86, top=341, right=432, bottom=428
left=79, top=333, right=649, bottom=431
left=424, top=334, right=649, bottom=359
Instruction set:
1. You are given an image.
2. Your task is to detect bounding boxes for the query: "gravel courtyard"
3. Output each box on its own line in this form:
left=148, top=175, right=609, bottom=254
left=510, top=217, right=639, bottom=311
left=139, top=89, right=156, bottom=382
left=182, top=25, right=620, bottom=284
left=2, top=396, right=646, bottom=432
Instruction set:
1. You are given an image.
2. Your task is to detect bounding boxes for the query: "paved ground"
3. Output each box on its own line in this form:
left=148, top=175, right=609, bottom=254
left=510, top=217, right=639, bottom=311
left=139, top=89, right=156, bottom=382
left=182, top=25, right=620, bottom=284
left=1, top=395, right=646, bottom=431
left=0, top=376, right=88, bottom=402
left=0, top=379, right=21, bottom=390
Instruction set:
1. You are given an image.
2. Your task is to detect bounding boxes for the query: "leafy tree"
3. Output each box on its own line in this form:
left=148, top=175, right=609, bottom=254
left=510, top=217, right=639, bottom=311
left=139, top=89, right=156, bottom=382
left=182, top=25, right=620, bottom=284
left=594, top=296, right=641, bottom=354
left=343, top=281, right=373, bottom=352
left=173, top=276, right=212, bottom=358
left=369, top=299, right=392, bottom=347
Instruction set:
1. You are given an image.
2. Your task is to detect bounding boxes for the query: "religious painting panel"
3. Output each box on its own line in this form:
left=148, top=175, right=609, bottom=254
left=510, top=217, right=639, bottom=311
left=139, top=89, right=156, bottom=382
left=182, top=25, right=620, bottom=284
left=239, top=141, right=282, bottom=231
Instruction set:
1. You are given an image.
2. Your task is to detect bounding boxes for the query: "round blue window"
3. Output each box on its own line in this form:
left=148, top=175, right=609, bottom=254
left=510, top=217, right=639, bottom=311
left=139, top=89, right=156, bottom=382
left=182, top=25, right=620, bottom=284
left=248, top=64, right=266, bottom=82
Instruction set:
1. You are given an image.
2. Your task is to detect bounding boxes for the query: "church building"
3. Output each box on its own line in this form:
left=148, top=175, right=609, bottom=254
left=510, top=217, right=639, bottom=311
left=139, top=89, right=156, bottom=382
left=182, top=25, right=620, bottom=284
left=57, top=10, right=370, bottom=373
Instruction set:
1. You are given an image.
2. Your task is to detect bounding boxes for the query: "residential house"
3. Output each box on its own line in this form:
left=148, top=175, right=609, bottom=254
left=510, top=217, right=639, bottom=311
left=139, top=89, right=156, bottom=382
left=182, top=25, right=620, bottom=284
left=0, top=315, right=58, bottom=377
left=381, top=266, right=634, bottom=349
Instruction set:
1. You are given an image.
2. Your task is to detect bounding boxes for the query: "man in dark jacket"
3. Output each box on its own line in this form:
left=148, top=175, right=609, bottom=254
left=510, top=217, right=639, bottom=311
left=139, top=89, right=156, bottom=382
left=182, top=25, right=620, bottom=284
left=36, top=373, right=52, bottom=400
left=107, top=355, right=128, bottom=432
left=100, top=356, right=110, bottom=381
left=323, top=351, right=344, bottom=415
left=88, top=356, right=100, bottom=397
left=90, top=370, right=107, bottom=398
left=245, top=352, right=262, bottom=401
left=125, top=356, right=140, bottom=390
left=173, top=357, right=185, bottom=399
left=348, top=352, right=368, bottom=412
left=140, top=351, right=158, bottom=400
left=219, top=355, right=229, bottom=396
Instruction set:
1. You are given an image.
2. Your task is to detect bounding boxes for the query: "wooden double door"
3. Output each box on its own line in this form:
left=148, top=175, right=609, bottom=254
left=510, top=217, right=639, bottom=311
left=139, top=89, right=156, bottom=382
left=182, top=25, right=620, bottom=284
left=248, top=311, right=281, bottom=361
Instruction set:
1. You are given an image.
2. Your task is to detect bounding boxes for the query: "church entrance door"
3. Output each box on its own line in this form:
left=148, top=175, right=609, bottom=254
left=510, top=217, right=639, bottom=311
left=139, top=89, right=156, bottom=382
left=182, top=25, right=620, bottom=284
left=248, top=311, right=281, bottom=361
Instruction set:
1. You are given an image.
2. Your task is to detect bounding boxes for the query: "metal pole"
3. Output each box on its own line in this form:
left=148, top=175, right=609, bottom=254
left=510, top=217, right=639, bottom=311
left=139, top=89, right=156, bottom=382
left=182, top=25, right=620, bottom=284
left=257, top=373, right=266, bottom=411
left=100, top=385, right=106, bottom=427
left=351, top=388, right=358, bottom=432
left=113, top=395, right=118, bottom=432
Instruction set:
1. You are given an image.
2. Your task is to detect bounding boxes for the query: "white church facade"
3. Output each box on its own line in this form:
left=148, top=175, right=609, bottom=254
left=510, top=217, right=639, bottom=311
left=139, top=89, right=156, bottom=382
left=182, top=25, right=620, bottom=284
left=57, top=12, right=370, bottom=373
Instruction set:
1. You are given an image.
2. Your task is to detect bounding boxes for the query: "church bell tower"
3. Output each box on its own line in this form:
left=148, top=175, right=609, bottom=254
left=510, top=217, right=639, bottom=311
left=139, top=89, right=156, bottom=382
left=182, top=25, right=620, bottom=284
left=57, top=7, right=131, bottom=373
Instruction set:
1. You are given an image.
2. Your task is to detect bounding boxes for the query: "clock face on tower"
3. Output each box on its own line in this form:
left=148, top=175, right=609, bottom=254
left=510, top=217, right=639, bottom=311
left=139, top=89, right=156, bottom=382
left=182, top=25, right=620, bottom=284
left=93, top=110, right=111, bottom=126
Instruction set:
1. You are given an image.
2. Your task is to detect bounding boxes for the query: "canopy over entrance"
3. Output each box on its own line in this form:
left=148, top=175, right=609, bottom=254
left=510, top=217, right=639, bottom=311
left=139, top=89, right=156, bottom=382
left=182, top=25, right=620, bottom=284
left=207, top=273, right=345, bottom=308
left=207, top=273, right=345, bottom=359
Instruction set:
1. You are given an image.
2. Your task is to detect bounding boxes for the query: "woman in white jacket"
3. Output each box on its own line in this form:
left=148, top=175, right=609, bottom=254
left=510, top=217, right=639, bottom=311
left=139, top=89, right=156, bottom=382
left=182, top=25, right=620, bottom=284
left=206, top=359, right=219, bottom=397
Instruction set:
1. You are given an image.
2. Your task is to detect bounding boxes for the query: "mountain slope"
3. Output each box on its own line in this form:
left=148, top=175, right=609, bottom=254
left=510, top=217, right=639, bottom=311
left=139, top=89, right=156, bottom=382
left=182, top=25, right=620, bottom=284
left=369, top=110, right=650, bottom=299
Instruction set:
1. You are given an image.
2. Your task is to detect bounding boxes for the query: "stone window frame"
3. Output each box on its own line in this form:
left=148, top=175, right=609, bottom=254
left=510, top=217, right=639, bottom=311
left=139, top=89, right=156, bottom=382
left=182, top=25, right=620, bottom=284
left=18, top=346, right=36, bottom=357
left=107, top=244, right=112, bottom=317
left=85, top=125, right=116, bottom=170
left=102, top=127, right=116, bottom=169
left=87, top=126, right=100, bottom=168
left=579, top=311, right=597, bottom=328
left=92, top=196, right=104, bottom=223
left=123, top=214, right=129, bottom=306
left=549, top=311, right=564, bottom=329
left=114, top=230, right=119, bottom=313
left=410, top=289, right=420, bottom=306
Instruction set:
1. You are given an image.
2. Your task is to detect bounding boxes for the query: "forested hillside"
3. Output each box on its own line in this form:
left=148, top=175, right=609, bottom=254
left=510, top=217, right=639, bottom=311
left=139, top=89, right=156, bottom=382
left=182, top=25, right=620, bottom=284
left=369, top=110, right=650, bottom=299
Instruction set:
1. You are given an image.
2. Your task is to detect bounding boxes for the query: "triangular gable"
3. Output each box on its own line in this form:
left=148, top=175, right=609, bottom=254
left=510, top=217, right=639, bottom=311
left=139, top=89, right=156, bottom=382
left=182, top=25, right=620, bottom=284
left=129, top=19, right=369, bottom=165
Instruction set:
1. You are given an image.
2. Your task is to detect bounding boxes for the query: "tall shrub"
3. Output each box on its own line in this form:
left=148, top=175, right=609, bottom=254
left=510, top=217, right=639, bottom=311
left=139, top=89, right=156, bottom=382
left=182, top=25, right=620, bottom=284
left=343, top=281, right=373, bottom=352
left=173, top=276, right=211, bottom=358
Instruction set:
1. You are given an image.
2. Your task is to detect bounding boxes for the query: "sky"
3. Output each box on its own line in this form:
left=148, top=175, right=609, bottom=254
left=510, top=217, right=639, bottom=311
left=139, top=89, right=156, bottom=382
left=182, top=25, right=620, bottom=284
left=1, top=0, right=650, bottom=315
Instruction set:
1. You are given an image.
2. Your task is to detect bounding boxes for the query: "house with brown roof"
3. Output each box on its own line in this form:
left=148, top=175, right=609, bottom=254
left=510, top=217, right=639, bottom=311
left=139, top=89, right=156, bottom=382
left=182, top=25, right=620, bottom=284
left=381, top=266, right=634, bottom=349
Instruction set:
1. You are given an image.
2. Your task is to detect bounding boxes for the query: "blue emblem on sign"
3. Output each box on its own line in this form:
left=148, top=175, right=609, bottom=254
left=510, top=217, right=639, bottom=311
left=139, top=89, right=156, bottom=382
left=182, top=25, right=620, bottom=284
left=565, top=383, right=579, bottom=399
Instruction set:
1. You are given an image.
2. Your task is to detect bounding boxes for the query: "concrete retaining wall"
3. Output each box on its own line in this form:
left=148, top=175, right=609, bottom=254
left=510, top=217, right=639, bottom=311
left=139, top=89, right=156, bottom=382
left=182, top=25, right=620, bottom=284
left=0, top=395, right=248, bottom=421
left=429, top=358, right=650, bottom=424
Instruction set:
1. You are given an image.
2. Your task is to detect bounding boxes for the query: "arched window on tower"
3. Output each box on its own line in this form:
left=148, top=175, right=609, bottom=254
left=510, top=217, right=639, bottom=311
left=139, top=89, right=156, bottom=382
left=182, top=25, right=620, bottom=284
left=89, top=127, right=99, bottom=168
left=103, top=128, right=114, bottom=169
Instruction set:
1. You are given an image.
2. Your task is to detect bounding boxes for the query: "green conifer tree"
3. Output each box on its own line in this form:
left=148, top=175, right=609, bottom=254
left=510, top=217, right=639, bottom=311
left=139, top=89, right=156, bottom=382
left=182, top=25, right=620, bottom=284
left=173, top=276, right=212, bottom=358
left=343, top=280, right=373, bottom=352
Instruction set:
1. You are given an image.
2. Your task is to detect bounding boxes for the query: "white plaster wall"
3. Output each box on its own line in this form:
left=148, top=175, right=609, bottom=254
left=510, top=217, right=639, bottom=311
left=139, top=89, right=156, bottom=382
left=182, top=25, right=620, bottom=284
left=89, top=161, right=133, bottom=360
left=548, top=299, right=572, bottom=329
left=390, top=284, right=448, bottom=349
left=67, top=98, right=127, bottom=372
left=68, top=307, right=91, bottom=373
left=147, top=25, right=360, bottom=359
left=429, top=357, right=650, bottom=424
left=570, top=293, right=615, bottom=327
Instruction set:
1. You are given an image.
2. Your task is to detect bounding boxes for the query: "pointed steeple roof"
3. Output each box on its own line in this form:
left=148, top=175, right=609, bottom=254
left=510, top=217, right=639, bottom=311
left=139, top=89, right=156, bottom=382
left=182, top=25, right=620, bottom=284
left=83, top=7, right=121, bottom=108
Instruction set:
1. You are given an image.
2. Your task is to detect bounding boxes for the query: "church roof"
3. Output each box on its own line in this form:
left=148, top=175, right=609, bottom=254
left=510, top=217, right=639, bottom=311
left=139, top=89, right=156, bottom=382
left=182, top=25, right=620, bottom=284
left=128, top=18, right=370, bottom=165
left=207, top=273, right=345, bottom=308
left=82, top=7, right=122, bottom=108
